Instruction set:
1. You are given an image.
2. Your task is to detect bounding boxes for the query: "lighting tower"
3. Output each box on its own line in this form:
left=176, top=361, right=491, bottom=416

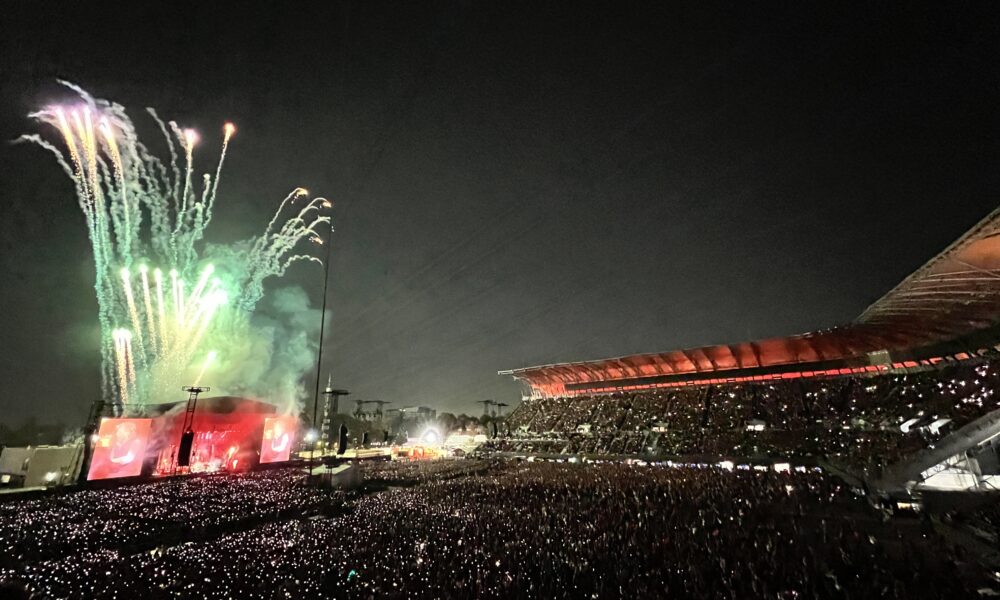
left=180, top=386, right=210, bottom=433
left=354, top=399, right=367, bottom=420
left=309, top=216, right=335, bottom=480
left=320, top=382, right=350, bottom=444
left=176, top=386, right=209, bottom=473
left=363, top=400, right=391, bottom=421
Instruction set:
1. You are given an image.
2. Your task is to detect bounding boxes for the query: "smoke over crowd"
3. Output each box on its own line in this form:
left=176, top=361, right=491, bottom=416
left=205, top=285, right=324, bottom=414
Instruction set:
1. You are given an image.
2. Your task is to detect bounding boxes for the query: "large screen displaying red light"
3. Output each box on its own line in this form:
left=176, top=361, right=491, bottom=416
left=87, top=418, right=152, bottom=480
left=260, top=416, right=295, bottom=464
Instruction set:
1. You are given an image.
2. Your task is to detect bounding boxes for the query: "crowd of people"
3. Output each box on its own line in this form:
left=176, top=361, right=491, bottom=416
left=3, top=356, right=999, bottom=598
left=956, top=500, right=1000, bottom=547
left=359, top=459, right=493, bottom=485
left=1, top=460, right=994, bottom=598
left=0, top=469, right=345, bottom=566
left=497, top=359, right=1000, bottom=477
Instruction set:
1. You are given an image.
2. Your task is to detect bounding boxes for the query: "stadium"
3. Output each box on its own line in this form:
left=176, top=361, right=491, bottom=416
left=495, top=205, right=1000, bottom=497
left=2, top=196, right=999, bottom=600
left=5, top=4, right=1000, bottom=599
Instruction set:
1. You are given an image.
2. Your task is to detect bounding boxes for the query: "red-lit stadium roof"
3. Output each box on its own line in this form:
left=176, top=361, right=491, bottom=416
left=502, top=206, right=1000, bottom=397
left=856, top=205, right=1000, bottom=341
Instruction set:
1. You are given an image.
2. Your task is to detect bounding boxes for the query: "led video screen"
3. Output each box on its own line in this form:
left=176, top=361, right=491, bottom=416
left=260, top=416, right=295, bottom=464
left=87, top=418, right=152, bottom=480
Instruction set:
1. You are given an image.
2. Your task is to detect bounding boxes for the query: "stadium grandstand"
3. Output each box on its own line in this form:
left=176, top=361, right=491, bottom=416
left=499, top=205, right=1000, bottom=495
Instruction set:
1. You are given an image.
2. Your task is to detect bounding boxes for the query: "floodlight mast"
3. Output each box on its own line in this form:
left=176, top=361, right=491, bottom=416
left=181, top=386, right=210, bottom=430
left=320, top=385, right=350, bottom=445
left=363, top=400, right=391, bottom=420
left=309, top=221, right=335, bottom=479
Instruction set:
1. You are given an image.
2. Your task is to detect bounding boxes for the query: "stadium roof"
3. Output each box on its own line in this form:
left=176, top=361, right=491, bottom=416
left=502, top=205, right=1000, bottom=397
left=856, top=205, right=1000, bottom=341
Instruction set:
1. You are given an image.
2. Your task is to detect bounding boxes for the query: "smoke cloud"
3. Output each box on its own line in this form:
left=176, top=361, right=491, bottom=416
left=192, top=285, right=323, bottom=415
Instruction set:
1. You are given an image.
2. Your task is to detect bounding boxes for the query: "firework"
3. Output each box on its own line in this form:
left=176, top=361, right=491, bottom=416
left=19, top=82, right=332, bottom=407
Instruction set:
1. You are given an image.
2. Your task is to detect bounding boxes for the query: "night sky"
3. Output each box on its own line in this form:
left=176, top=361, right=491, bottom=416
left=1, top=2, right=999, bottom=425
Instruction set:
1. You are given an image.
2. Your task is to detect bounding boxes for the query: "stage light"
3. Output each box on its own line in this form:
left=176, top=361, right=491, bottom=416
left=304, top=429, right=318, bottom=443
left=421, top=428, right=441, bottom=444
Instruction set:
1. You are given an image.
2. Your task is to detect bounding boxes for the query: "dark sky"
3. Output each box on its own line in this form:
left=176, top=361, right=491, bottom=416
left=1, top=2, right=999, bottom=425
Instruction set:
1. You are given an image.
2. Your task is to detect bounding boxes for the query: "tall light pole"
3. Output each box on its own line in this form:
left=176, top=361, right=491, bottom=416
left=310, top=218, right=335, bottom=477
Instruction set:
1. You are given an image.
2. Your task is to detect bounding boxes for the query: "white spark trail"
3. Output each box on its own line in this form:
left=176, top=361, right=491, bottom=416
left=25, top=83, right=333, bottom=406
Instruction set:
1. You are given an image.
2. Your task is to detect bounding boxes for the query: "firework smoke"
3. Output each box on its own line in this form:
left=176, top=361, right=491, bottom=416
left=19, top=82, right=332, bottom=409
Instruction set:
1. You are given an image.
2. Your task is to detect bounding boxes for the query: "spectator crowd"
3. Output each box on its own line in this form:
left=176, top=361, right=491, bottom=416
left=0, top=460, right=995, bottom=598
left=494, top=359, right=1000, bottom=477
left=0, top=469, right=344, bottom=566
left=2, top=358, right=999, bottom=598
